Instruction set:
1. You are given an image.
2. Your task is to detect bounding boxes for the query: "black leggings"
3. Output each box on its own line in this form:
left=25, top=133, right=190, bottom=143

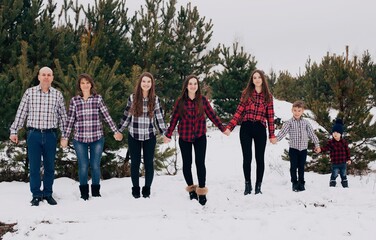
left=239, top=121, right=267, bottom=184
left=128, top=134, right=156, bottom=188
left=179, top=135, right=207, bottom=188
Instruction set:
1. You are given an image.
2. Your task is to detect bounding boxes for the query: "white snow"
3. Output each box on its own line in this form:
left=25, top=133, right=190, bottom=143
left=1, top=99, right=376, bottom=240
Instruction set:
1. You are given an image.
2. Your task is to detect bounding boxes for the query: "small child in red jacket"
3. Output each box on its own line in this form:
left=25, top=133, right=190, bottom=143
left=317, top=119, right=351, bottom=188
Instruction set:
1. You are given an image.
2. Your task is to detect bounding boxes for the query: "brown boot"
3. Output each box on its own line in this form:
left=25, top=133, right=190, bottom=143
left=196, top=187, right=208, bottom=206
left=186, top=185, right=198, bottom=200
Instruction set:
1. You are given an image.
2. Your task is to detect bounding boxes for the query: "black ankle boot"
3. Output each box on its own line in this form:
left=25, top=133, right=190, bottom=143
left=341, top=180, right=349, bottom=188
left=91, top=184, right=101, bottom=197
left=79, top=184, right=89, bottom=200
left=244, top=181, right=252, bottom=195
left=255, top=182, right=262, bottom=194
left=292, top=181, right=299, bottom=192
left=196, top=187, right=208, bottom=206
left=142, top=186, right=150, bottom=198
left=189, top=191, right=198, bottom=200
left=198, top=195, right=207, bottom=205
left=186, top=185, right=198, bottom=200
left=298, top=181, right=305, bottom=191
left=132, top=186, right=141, bottom=198
left=329, top=180, right=336, bottom=187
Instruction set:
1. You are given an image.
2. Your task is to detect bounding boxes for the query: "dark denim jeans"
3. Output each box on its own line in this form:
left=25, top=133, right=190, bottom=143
left=330, top=162, right=347, bottom=181
left=27, top=129, right=57, bottom=197
left=288, top=148, right=307, bottom=183
left=73, top=137, right=104, bottom=185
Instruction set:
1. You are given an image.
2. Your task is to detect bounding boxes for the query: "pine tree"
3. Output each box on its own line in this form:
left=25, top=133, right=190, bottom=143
left=207, top=42, right=256, bottom=119
left=304, top=47, right=376, bottom=174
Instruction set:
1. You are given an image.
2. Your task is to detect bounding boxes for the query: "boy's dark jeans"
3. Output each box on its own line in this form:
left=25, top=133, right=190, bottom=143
left=288, top=148, right=307, bottom=183
left=330, top=163, right=347, bottom=181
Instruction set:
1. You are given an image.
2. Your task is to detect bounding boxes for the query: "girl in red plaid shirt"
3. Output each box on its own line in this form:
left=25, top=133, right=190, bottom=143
left=317, top=119, right=351, bottom=188
left=226, top=69, right=276, bottom=195
left=164, top=75, right=230, bottom=206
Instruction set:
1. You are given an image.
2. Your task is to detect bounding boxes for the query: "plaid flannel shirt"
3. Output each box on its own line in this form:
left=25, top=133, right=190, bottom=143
left=63, top=94, right=118, bottom=143
left=227, top=91, right=275, bottom=138
left=119, top=94, right=166, bottom=141
left=165, top=96, right=225, bottom=142
left=276, top=117, right=320, bottom=151
left=10, top=85, right=67, bottom=134
left=321, top=138, right=351, bottom=164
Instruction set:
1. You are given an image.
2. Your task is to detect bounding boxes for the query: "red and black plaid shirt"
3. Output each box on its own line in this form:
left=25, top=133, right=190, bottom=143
left=165, top=96, right=225, bottom=142
left=227, top=91, right=275, bottom=138
left=320, top=138, right=351, bottom=164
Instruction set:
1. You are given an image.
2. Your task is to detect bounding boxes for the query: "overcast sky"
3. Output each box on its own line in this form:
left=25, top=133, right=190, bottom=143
left=56, top=0, right=376, bottom=75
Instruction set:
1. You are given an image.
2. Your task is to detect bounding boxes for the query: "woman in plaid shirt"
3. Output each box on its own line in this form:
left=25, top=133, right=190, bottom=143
left=61, top=73, right=123, bottom=200
left=164, top=75, right=230, bottom=206
left=119, top=72, right=167, bottom=199
left=226, top=69, right=276, bottom=195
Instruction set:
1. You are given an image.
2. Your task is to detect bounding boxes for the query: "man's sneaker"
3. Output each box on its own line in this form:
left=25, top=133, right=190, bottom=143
left=30, top=197, right=43, bottom=206
left=43, top=196, right=57, bottom=205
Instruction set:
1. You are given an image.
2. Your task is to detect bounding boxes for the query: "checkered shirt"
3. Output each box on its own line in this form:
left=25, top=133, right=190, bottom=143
left=320, top=138, right=351, bottom=164
left=227, top=91, right=275, bottom=138
left=276, top=117, right=320, bottom=151
left=10, top=85, right=67, bottom=134
left=63, top=94, right=118, bottom=143
left=119, top=94, right=166, bottom=141
left=165, top=96, right=226, bottom=142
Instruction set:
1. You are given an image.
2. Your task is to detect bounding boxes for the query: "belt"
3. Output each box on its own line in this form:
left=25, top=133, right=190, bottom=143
left=27, top=127, right=57, bottom=133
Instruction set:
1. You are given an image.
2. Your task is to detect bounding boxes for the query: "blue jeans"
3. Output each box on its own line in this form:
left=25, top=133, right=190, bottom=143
left=128, top=135, right=156, bottom=188
left=330, top=163, right=347, bottom=182
left=27, top=130, right=57, bottom=197
left=73, top=137, right=104, bottom=185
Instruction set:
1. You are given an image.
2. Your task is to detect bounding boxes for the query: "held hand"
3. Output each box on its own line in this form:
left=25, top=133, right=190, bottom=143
left=60, top=139, right=68, bottom=148
left=270, top=137, right=277, bottom=144
left=314, top=147, right=321, bottom=153
left=114, top=132, right=123, bottom=141
left=223, top=129, right=231, bottom=136
left=163, top=136, right=171, bottom=144
left=9, top=134, right=18, bottom=144
left=347, top=160, right=351, bottom=165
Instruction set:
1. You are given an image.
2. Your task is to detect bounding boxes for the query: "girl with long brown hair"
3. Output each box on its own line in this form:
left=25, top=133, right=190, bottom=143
left=119, top=72, right=166, bottom=198
left=164, top=75, right=230, bottom=206
left=226, top=69, right=276, bottom=195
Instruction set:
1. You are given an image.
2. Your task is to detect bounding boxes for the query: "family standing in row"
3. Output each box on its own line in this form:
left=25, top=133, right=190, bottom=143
left=9, top=67, right=351, bottom=207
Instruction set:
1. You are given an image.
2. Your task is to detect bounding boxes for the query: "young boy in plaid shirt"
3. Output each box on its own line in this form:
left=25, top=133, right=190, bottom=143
left=317, top=119, right=351, bottom=188
left=271, top=100, right=320, bottom=192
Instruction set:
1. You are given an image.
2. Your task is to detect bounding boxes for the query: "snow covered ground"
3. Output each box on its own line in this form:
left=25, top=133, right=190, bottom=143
left=1, top=99, right=376, bottom=240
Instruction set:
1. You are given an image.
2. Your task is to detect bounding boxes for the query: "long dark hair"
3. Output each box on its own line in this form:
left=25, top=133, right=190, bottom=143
left=76, top=73, right=97, bottom=96
left=241, top=69, right=272, bottom=103
left=177, top=75, right=204, bottom=118
left=131, top=72, right=156, bottom=118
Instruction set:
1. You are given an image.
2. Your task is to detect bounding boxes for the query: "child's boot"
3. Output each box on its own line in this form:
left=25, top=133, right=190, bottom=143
left=341, top=180, right=349, bottom=188
left=329, top=180, right=336, bottom=187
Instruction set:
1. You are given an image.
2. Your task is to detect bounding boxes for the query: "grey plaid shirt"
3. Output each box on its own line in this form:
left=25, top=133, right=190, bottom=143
left=119, top=94, right=166, bottom=141
left=276, top=117, right=319, bottom=151
left=10, top=85, right=67, bottom=134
